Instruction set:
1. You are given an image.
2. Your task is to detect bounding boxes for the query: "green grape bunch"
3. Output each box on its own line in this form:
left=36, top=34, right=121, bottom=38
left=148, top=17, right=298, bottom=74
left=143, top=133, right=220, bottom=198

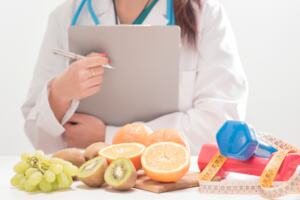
left=10, top=150, right=78, bottom=193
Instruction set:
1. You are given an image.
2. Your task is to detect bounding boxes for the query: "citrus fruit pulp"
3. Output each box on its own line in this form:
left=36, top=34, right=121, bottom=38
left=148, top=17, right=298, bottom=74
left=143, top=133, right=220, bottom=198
left=99, top=143, right=145, bottom=170
left=141, top=142, right=190, bottom=182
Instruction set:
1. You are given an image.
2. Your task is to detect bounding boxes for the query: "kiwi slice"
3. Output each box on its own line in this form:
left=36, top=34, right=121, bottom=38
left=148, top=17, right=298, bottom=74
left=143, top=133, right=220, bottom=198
left=104, top=158, right=137, bottom=190
left=77, top=157, right=108, bottom=187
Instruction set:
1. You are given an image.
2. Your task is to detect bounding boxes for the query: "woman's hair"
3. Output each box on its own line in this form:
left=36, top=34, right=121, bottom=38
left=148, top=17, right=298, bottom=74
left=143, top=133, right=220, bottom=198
left=174, top=0, right=201, bottom=46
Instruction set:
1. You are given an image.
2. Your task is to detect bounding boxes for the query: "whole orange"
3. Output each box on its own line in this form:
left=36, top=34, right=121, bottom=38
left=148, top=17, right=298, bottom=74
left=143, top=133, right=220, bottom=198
left=148, top=129, right=189, bottom=150
left=112, top=123, right=152, bottom=146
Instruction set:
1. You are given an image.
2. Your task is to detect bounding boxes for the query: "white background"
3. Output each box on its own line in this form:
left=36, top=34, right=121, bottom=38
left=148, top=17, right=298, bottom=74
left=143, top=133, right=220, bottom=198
left=0, top=0, right=299, bottom=155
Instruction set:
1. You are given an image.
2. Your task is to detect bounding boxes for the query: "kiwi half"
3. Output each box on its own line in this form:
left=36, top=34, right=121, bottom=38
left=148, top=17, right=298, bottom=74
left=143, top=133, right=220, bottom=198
left=78, top=157, right=108, bottom=187
left=104, top=158, right=137, bottom=191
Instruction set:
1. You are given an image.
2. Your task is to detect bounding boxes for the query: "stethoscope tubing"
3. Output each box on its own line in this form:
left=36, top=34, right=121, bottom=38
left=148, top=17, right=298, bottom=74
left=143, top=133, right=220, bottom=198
left=71, top=0, right=175, bottom=26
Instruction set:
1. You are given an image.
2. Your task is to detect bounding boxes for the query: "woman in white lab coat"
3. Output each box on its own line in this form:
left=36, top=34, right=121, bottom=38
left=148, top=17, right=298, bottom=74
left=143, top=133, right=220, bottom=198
left=22, top=0, right=248, bottom=154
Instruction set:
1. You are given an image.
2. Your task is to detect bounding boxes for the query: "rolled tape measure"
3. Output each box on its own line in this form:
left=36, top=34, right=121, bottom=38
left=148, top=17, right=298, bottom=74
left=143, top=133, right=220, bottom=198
left=199, top=167, right=300, bottom=198
left=198, top=132, right=300, bottom=198
left=257, top=132, right=299, bottom=152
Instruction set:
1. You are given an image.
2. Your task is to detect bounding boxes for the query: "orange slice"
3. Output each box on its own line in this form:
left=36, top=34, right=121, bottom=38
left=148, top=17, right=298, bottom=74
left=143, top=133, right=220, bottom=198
left=112, top=123, right=153, bottom=146
left=99, top=143, right=145, bottom=170
left=141, top=142, right=190, bottom=183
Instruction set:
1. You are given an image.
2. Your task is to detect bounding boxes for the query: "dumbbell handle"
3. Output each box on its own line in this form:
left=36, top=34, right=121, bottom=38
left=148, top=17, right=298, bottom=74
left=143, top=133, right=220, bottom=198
left=198, top=144, right=300, bottom=181
left=254, top=142, right=277, bottom=158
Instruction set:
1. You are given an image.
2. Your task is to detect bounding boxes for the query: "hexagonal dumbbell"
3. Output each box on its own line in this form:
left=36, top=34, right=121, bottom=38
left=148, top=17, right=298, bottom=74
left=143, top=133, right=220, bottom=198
left=216, top=120, right=277, bottom=160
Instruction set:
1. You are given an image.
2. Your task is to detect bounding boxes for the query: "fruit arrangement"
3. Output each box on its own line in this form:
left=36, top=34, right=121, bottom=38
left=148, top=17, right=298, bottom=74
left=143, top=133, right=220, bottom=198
left=109, top=124, right=191, bottom=183
left=11, top=123, right=191, bottom=193
left=10, top=151, right=78, bottom=192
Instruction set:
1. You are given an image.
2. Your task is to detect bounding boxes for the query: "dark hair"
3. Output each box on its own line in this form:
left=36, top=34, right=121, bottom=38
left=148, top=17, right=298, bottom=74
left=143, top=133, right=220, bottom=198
left=174, top=0, right=202, bottom=46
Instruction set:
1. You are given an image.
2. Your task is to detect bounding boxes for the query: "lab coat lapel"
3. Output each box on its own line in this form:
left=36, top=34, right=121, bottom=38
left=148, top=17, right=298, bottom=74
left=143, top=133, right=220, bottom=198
left=142, top=0, right=169, bottom=25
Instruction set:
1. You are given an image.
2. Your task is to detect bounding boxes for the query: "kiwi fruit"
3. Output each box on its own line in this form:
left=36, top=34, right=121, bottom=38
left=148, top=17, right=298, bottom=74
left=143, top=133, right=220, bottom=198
left=77, top=157, right=108, bottom=187
left=84, top=142, right=108, bottom=160
left=53, top=148, right=86, bottom=167
left=104, top=158, right=137, bottom=191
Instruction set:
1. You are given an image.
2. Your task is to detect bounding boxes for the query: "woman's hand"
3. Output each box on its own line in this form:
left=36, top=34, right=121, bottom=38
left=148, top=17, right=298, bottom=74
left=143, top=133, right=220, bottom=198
left=63, top=113, right=106, bottom=148
left=49, top=53, right=108, bottom=122
left=51, top=53, right=108, bottom=102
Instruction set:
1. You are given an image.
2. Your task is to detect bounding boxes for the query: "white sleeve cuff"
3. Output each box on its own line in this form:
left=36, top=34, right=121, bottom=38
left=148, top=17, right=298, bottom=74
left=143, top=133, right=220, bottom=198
left=61, top=100, right=80, bottom=125
left=30, top=82, right=79, bottom=138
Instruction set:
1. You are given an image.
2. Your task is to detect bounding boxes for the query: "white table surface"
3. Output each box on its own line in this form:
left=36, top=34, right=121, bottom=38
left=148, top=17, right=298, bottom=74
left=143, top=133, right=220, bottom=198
left=1, top=156, right=299, bottom=200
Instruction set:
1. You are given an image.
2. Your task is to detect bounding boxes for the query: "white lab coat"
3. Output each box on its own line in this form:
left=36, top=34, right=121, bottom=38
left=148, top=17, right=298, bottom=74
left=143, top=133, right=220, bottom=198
left=22, top=0, right=248, bottom=154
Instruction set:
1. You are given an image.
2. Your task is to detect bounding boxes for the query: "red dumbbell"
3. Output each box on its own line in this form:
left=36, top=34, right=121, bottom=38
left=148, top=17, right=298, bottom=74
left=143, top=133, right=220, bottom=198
left=198, top=144, right=300, bottom=181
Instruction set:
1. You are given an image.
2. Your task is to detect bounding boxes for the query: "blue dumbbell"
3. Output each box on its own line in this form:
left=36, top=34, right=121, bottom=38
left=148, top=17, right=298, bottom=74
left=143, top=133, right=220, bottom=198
left=216, top=120, right=277, bottom=160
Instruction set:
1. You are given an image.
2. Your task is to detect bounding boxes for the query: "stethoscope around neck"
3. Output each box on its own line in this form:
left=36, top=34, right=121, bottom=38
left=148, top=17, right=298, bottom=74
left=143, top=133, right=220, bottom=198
left=71, top=0, right=176, bottom=26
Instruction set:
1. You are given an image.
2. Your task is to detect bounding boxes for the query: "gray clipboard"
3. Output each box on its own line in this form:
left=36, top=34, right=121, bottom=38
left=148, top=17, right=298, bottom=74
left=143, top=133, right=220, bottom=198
left=68, top=26, right=180, bottom=126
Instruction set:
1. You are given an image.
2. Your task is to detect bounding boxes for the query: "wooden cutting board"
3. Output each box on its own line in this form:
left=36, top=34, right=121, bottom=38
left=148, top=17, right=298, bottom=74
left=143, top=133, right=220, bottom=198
left=135, top=172, right=199, bottom=193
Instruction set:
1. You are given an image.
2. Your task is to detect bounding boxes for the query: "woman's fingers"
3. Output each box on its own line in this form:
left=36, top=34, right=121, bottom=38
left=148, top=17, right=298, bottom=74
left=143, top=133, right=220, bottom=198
left=79, top=55, right=109, bottom=69
left=89, top=66, right=104, bottom=77
left=85, top=75, right=103, bottom=88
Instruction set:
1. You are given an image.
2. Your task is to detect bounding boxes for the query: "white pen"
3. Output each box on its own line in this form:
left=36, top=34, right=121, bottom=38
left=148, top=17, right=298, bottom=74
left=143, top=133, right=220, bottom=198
left=52, top=48, right=114, bottom=69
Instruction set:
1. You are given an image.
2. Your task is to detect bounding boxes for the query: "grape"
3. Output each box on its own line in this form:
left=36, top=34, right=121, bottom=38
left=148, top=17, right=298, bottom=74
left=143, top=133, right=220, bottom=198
left=63, top=164, right=78, bottom=177
left=25, top=168, right=38, bottom=178
left=33, top=150, right=44, bottom=160
left=21, top=153, right=30, bottom=162
left=51, top=180, right=59, bottom=191
left=17, top=177, right=26, bottom=190
left=49, top=164, right=63, bottom=175
left=67, top=174, right=73, bottom=185
left=50, top=157, right=65, bottom=165
left=10, top=173, right=24, bottom=187
left=24, top=181, right=37, bottom=192
left=44, top=170, right=56, bottom=183
left=56, top=173, right=70, bottom=189
left=13, top=161, right=29, bottom=173
left=39, top=178, right=52, bottom=193
left=27, top=171, right=43, bottom=186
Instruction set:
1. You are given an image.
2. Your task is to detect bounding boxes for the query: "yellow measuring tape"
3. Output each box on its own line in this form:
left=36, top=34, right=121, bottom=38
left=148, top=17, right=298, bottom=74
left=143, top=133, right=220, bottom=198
left=198, top=132, right=300, bottom=198
left=197, top=152, right=227, bottom=181
left=259, top=150, right=290, bottom=188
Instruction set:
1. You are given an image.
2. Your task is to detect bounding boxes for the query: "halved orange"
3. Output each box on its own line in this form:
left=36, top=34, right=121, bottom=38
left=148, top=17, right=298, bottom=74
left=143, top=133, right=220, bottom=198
left=141, top=142, right=190, bottom=183
left=112, top=123, right=153, bottom=146
left=99, top=143, right=145, bottom=170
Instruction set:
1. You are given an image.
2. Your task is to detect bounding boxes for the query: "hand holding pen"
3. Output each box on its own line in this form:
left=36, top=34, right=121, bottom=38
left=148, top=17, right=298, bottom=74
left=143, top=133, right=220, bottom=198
left=50, top=50, right=111, bottom=103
